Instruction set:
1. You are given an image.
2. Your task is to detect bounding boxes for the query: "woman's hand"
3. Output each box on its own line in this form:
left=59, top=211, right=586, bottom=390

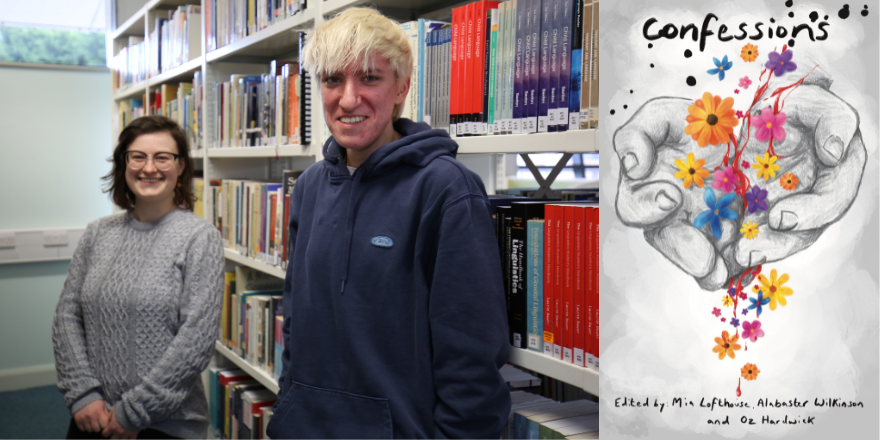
left=101, top=409, right=139, bottom=439
left=73, top=400, right=110, bottom=433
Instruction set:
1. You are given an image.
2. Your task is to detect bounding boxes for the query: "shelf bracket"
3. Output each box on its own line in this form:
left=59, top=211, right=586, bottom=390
left=520, top=152, right=573, bottom=198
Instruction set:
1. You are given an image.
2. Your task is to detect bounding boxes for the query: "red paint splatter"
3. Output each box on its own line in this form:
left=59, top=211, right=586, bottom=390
left=736, top=377, right=742, bottom=398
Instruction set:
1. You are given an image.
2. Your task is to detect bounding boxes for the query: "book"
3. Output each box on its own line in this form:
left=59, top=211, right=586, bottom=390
left=508, top=201, right=550, bottom=348
left=543, top=204, right=556, bottom=357
left=527, top=219, right=545, bottom=352
left=512, top=0, right=525, bottom=134
left=557, top=0, right=573, bottom=132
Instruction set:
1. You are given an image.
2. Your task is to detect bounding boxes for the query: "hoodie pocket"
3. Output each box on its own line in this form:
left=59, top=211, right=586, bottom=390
left=266, top=380, right=393, bottom=439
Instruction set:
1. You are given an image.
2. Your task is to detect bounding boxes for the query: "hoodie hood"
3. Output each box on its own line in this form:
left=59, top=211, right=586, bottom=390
left=322, top=118, right=459, bottom=178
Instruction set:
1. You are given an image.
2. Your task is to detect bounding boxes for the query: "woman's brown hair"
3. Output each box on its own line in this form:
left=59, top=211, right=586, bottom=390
left=102, top=115, right=195, bottom=211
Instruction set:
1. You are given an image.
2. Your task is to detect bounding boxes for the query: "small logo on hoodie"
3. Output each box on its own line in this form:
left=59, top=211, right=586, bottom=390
left=371, top=236, right=394, bottom=248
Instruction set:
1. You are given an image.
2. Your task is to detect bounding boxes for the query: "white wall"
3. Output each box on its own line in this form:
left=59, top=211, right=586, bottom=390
left=0, top=65, right=113, bottom=385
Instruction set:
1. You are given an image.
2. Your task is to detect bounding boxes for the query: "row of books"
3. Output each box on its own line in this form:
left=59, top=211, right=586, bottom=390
left=443, top=0, right=597, bottom=136
left=219, top=265, right=286, bottom=381
left=120, top=76, right=203, bottom=149
left=211, top=57, right=310, bottom=148
left=148, top=5, right=201, bottom=77
left=208, top=367, right=277, bottom=439
left=194, top=171, right=303, bottom=270
left=204, top=0, right=307, bottom=53
left=504, top=391, right=599, bottom=439
left=495, top=200, right=599, bottom=369
left=111, top=37, right=146, bottom=90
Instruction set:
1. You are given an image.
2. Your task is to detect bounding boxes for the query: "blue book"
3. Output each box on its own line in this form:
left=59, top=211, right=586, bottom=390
left=548, top=0, right=562, bottom=132
left=538, top=0, right=552, bottom=132
left=526, top=219, right=544, bottom=352
left=569, top=0, right=584, bottom=130
left=557, top=0, right=574, bottom=132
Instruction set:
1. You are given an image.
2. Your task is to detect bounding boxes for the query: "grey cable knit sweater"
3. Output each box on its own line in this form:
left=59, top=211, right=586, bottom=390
left=52, top=209, right=224, bottom=439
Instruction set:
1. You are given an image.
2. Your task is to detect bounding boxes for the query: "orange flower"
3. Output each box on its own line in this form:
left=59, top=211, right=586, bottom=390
left=741, top=363, right=760, bottom=381
left=713, top=330, right=742, bottom=360
left=780, top=172, right=799, bottom=190
left=685, top=92, right=739, bottom=147
left=741, top=43, right=759, bottom=62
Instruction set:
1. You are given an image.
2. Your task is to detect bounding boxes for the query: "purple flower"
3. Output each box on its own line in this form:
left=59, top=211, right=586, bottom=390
left=741, top=320, right=765, bottom=342
left=712, top=307, right=721, bottom=317
left=727, top=287, right=736, bottom=298
left=708, top=55, right=734, bottom=81
left=765, top=50, right=797, bottom=77
left=742, top=308, right=749, bottom=316
left=712, top=166, right=739, bottom=193
left=744, top=185, right=768, bottom=213
left=694, top=188, right=738, bottom=240
left=730, top=318, right=740, bottom=328
left=754, top=106, right=787, bottom=142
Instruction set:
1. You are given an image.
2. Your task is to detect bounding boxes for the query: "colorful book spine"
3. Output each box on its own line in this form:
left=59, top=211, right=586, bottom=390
left=512, top=0, right=525, bottom=134
left=527, top=219, right=544, bottom=352
left=569, top=0, right=584, bottom=130
left=548, top=0, right=561, bottom=132
left=543, top=204, right=555, bottom=357
left=557, top=0, right=573, bottom=132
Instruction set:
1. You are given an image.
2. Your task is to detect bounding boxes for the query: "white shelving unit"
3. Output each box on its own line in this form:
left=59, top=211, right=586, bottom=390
left=108, top=0, right=599, bottom=402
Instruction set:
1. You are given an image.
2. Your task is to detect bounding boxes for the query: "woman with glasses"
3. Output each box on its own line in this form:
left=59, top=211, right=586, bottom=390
left=52, top=115, right=224, bottom=439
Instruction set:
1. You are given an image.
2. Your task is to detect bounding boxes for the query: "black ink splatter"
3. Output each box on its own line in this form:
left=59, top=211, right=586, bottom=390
left=862, top=5, right=869, bottom=16
left=623, top=105, right=628, bottom=109
left=650, top=63, right=655, bottom=68
left=684, top=49, right=693, bottom=58
left=630, top=89, right=634, bottom=93
left=825, top=15, right=829, bottom=19
left=770, top=18, right=776, bottom=23
left=788, top=11, right=794, bottom=18
left=809, top=11, right=819, bottom=22
left=788, top=38, right=796, bottom=47
left=648, top=43, right=653, bottom=48
left=687, top=76, right=697, bottom=86
left=610, top=109, right=616, bottom=115
left=839, top=4, right=850, bottom=19
left=785, top=0, right=793, bottom=6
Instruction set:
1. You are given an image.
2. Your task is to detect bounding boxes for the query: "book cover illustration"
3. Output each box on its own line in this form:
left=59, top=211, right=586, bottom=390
left=600, top=0, right=878, bottom=438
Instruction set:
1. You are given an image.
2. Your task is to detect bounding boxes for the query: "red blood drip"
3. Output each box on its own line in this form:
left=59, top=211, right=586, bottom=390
left=745, top=343, right=748, bottom=351
left=736, top=377, right=742, bottom=398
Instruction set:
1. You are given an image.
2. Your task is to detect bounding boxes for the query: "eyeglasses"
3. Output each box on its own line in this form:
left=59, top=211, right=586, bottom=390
left=126, top=151, right=180, bottom=171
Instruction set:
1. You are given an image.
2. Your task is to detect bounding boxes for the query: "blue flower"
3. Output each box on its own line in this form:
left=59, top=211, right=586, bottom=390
left=694, top=188, right=738, bottom=240
left=748, top=292, right=770, bottom=316
left=707, top=55, right=734, bottom=81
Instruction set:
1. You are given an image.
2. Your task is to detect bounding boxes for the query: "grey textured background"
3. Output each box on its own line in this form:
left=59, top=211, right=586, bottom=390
left=598, top=0, right=879, bottom=438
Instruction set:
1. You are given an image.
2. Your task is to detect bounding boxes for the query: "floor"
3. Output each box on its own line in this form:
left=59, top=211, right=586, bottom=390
left=0, top=385, right=70, bottom=439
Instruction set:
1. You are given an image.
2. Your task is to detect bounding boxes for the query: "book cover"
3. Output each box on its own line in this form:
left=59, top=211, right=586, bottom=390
left=526, top=219, right=545, bottom=352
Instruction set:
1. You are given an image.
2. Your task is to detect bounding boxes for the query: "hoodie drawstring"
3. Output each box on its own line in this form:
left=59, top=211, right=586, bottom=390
left=339, top=167, right=362, bottom=294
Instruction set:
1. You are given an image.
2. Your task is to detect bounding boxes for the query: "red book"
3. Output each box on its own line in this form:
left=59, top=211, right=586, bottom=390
left=473, top=1, right=485, bottom=131
left=562, top=206, right=573, bottom=363
left=573, top=206, right=586, bottom=367
left=464, top=2, right=475, bottom=128
left=451, top=7, right=461, bottom=131
left=591, top=207, right=599, bottom=367
left=543, top=204, right=555, bottom=357
left=554, top=204, right=565, bottom=360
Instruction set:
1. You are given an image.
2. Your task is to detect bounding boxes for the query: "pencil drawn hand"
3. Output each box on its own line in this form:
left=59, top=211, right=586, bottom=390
left=733, top=79, right=866, bottom=269
left=614, top=77, right=866, bottom=291
left=614, top=98, right=734, bottom=290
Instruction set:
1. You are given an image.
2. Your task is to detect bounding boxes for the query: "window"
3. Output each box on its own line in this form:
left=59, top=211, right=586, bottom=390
left=0, top=0, right=107, bottom=67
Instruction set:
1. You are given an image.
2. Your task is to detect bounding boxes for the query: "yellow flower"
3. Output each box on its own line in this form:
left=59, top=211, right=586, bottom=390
left=713, top=331, right=742, bottom=360
left=741, top=363, right=760, bottom=381
left=740, top=43, right=759, bottom=62
left=674, top=152, right=711, bottom=188
left=722, top=295, right=733, bottom=307
left=685, top=92, right=739, bottom=147
left=741, top=221, right=760, bottom=240
left=752, top=152, right=780, bottom=181
left=757, top=269, right=794, bottom=310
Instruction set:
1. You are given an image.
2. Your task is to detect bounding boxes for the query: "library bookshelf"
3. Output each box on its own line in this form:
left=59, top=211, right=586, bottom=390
left=107, top=0, right=599, bottom=399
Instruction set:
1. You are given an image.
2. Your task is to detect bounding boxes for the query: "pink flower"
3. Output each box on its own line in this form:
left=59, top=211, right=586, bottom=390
left=735, top=110, right=744, bottom=119
left=741, top=160, right=749, bottom=168
left=712, top=166, right=739, bottom=193
left=721, top=317, right=727, bottom=322
left=741, top=320, right=765, bottom=343
left=738, top=76, right=752, bottom=89
left=754, top=106, right=787, bottom=143
left=712, top=307, right=721, bottom=317
left=734, top=89, right=740, bottom=94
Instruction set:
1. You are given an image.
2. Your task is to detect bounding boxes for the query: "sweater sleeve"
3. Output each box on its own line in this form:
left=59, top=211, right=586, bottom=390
left=53, top=221, right=105, bottom=415
left=113, top=226, right=225, bottom=431
left=429, top=195, right=511, bottom=439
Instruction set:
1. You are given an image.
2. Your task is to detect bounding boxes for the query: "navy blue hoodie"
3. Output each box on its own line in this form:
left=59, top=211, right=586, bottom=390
left=266, top=119, right=511, bottom=439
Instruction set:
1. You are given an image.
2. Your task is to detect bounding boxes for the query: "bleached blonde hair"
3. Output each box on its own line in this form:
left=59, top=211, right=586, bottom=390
left=302, top=7, right=413, bottom=120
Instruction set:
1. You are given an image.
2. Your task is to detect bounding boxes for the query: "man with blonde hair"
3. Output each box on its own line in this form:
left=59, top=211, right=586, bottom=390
left=266, top=7, right=511, bottom=439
